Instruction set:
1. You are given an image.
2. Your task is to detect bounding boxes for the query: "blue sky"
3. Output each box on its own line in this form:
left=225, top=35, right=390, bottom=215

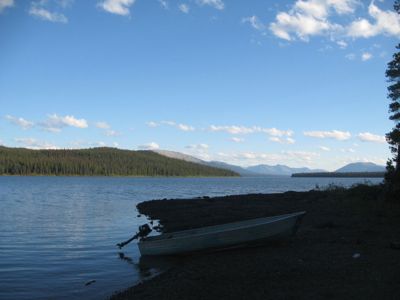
left=0, top=0, right=398, bottom=170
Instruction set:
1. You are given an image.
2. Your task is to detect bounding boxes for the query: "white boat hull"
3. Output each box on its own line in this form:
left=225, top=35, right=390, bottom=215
left=138, top=211, right=306, bottom=256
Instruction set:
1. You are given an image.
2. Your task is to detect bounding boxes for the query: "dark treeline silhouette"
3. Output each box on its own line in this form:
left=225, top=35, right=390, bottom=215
left=384, top=1, right=400, bottom=199
left=292, top=172, right=385, bottom=178
left=0, top=146, right=238, bottom=177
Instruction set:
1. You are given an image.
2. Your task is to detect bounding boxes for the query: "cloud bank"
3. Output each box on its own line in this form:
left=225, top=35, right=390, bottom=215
left=243, top=1, right=400, bottom=43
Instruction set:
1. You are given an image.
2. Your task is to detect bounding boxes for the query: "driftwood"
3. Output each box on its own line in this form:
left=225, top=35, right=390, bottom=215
left=117, top=224, right=152, bottom=249
left=85, top=280, right=96, bottom=286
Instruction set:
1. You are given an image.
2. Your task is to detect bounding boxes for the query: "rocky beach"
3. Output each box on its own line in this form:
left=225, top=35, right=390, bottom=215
left=111, top=184, right=400, bottom=300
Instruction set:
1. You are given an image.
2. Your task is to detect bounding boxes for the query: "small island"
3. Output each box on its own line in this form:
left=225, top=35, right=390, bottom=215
left=292, top=172, right=385, bottom=178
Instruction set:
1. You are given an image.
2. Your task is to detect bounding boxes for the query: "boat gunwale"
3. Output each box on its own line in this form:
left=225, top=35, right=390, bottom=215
left=140, top=211, right=306, bottom=244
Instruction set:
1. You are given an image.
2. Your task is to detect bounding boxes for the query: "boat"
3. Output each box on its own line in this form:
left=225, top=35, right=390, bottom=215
left=138, top=211, right=306, bottom=256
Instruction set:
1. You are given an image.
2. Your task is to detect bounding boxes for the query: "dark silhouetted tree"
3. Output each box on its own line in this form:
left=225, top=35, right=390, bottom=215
left=384, top=0, right=400, bottom=196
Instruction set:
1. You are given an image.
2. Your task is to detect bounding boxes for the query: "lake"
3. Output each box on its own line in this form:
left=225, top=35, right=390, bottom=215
left=0, top=176, right=382, bottom=300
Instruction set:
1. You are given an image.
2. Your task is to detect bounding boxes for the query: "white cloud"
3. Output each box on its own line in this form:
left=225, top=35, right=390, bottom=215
left=196, top=0, right=224, bottom=10
left=186, top=143, right=209, bottom=150
left=337, top=40, right=347, bottom=48
left=361, top=52, right=372, bottom=61
left=146, top=121, right=159, bottom=128
left=95, top=121, right=120, bottom=136
left=70, top=140, right=120, bottom=149
left=345, top=53, right=355, bottom=60
left=304, top=130, right=351, bottom=140
left=282, top=150, right=319, bottom=162
left=286, top=137, right=296, bottom=144
left=271, top=11, right=338, bottom=41
left=269, top=137, right=281, bottom=143
left=138, top=142, right=160, bottom=150
left=319, top=145, right=331, bottom=151
left=327, top=0, right=358, bottom=15
left=210, top=125, right=255, bottom=135
left=268, top=1, right=400, bottom=43
left=295, top=0, right=328, bottom=19
left=269, top=137, right=296, bottom=144
left=98, top=0, right=135, bottom=16
left=264, top=127, right=293, bottom=137
left=268, top=0, right=357, bottom=41
left=358, top=132, right=386, bottom=143
left=5, top=115, right=34, bottom=130
left=340, top=147, right=355, bottom=153
left=148, top=120, right=195, bottom=131
left=209, top=125, right=293, bottom=137
left=177, top=123, right=195, bottom=131
left=242, top=16, right=265, bottom=31
left=40, top=114, right=88, bottom=132
left=347, top=2, right=400, bottom=38
left=0, top=0, right=14, bottom=13
left=161, top=120, right=176, bottom=126
left=347, top=19, right=375, bottom=38
left=179, top=3, right=189, bottom=14
left=230, top=137, right=244, bottom=143
left=59, top=115, right=88, bottom=128
left=29, top=6, right=68, bottom=23
left=94, top=141, right=107, bottom=147
left=95, top=121, right=111, bottom=129
left=15, top=138, right=58, bottom=149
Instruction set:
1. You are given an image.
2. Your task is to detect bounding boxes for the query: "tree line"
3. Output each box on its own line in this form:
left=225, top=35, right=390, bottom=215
left=0, top=146, right=238, bottom=177
left=385, top=1, right=400, bottom=199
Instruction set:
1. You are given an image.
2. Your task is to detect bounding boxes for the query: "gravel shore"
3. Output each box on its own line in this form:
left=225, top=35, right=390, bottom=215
left=111, top=185, right=400, bottom=300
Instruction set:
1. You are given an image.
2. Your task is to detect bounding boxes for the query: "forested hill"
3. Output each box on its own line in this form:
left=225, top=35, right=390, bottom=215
left=0, top=146, right=238, bottom=177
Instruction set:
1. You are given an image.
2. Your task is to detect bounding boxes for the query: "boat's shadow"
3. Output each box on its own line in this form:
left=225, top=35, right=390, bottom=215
left=118, top=252, right=180, bottom=280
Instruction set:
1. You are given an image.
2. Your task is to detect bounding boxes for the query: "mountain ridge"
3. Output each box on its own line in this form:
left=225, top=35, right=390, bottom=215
left=155, top=150, right=325, bottom=176
left=154, top=150, right=386, bottom=176
left=246, top=164, right=325, bottom=176
left=335, top=162, right=386, bottom=173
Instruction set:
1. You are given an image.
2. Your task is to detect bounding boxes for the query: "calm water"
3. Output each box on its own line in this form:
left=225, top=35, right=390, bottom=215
left=0, top=176, right=382, bottom=300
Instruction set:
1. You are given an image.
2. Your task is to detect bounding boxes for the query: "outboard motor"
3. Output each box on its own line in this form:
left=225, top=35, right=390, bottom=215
left=117, top=223, right=152, bottom=249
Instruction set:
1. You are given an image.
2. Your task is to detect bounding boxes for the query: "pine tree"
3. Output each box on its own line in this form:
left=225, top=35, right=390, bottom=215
left=385, top=0, right=400, bottom=196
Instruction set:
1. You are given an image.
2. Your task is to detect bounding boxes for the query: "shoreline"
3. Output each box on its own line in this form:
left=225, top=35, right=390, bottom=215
left=111, top=184, right=400, bottom=300
left=0, top=174, right=240, bottom=178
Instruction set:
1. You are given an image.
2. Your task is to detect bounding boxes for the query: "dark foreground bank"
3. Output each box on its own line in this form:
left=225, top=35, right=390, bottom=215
left=111, top=185, right=400, bottom=300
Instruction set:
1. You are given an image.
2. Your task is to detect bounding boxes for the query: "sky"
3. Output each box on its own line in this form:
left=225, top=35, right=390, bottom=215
left=0, top=0, right=399, bottom=170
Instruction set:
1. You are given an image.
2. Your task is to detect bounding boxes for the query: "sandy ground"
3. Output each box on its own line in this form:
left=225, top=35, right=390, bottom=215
left=111, top=185, right=400, bottom=300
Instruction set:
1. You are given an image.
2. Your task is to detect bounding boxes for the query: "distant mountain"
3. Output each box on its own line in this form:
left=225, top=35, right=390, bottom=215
left=246, top=164, right=326, bottom=176
left=153, top=151, right=256, bottom=176
left=335, top=162, right=386, bottom=173
left=153, top=150, right=204, bottom=164
left=154, top=150, right=327, bottom=176
left=205, top=161, right=261, bottom=177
